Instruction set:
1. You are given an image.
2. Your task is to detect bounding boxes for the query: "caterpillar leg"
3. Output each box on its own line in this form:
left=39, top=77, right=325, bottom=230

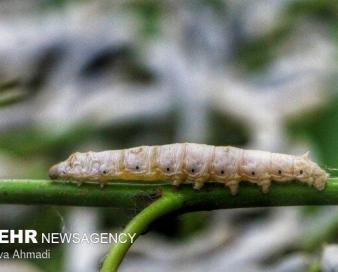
left=258, top=180, right=271, bottom=193
left=172, top=174, right=186, bottom=187
left=226, top=180, right=239, bottom=195
left=172, top=179, right=184, bottom=187
left=313, top=178, right=326, bottom=191
left=305, top=177, right=314, bottom=186
left=193, top=181, right=204, bottom=190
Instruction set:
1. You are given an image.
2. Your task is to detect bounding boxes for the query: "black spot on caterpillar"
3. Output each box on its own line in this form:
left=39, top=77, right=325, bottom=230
left=49, top=143, right=329, bottom=195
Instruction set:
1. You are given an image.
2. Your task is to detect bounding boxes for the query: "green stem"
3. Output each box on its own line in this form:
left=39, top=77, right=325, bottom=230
left=1, top=179, right=338, bottom=271
left=100, top=193, right=184, bottom=272
left=0, top=179, right=338, bottom=210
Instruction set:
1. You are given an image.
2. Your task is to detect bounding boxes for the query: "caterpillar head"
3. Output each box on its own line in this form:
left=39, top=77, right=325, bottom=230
left=293, top=152, right=328, bottom=190
left=310, top=161, right=329, bottom=191
left=49, top=152, right=84, bottom=180
left=49, top=152, right=106, bottom=180
left=48, top=160, right=69, bottom=180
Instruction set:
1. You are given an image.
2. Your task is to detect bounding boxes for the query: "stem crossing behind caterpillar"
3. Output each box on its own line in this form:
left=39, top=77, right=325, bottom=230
left=48, top=143, right=329, bottom=195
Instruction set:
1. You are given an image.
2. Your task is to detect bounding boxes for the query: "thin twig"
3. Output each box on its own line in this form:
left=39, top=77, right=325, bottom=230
left=100, top=193, right=184, bottom=272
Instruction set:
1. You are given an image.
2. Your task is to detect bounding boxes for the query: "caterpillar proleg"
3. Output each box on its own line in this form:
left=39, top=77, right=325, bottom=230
left=48, top=143, right=329, bottom=195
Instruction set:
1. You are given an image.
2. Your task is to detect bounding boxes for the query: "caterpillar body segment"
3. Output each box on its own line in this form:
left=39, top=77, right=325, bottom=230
left=48, top=143, right=329, bottom=195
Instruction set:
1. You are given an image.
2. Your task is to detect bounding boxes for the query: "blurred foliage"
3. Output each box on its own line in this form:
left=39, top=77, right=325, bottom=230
left=0, top=125, right=94, bottom=158
left=208, top=109, right=249, bottom=146
left=237, top=0, right=338, bottom=72
left=150, top=211, right=210, bottom=240
left=236, top=21, right=291, bottom=72
left=0, top=207, right=65, bottom=272
left=0, top=207, right=65, bottom=251
left=0, top=80, right=28, bottom=107
left=308, top=261, right=321, bottom=272
left=287, top=94, right=338, bottom=167
left=302, top=210, right=338, bottom=252
left=288, top=0, right=338, bottom=24
left=80, top=44, right=155, bottom=84
left=125, top=0, right=163, bottom=38
left=0, top=0, right=336, bottom=270
left=285, top=0, right=338, bottom=168
left=0, top=115, right=177, bottom=160
left=35, top=245, right=64, bottom=272
left=289, top=91, right=338, bottom=254
left=38, top=0, right=72, bottom=9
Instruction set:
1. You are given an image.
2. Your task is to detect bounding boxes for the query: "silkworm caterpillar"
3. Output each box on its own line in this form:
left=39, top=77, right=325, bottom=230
left=48, top=143, right=329, bottom=195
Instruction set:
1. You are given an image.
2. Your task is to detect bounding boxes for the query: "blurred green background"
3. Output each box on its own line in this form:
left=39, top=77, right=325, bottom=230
left=0, top=0, right=337, bottom=271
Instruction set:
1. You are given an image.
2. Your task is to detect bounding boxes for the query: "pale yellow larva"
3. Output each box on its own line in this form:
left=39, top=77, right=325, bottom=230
left=48, top=143, right=329, bottom=195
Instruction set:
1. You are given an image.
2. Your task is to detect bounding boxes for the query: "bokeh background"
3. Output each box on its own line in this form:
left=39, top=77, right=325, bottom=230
left=0, top=0, right=337, bottom=271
